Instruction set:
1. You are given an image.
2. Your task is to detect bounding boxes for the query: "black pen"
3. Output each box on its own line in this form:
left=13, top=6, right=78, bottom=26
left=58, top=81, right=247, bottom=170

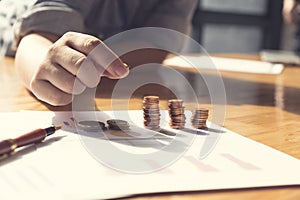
left=0, top=125, right=61, bottom=156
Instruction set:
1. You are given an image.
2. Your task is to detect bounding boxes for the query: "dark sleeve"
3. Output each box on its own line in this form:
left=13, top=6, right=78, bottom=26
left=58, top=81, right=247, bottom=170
left=13, top=0, right=96, bottom=47
left=143, top=0, right=197, bottom=51
left=145, top=0, right=197, bottom=35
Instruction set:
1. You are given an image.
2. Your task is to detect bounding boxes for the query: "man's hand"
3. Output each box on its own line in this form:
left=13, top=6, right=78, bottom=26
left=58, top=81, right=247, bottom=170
left=16, top=32, right=129, bottom=106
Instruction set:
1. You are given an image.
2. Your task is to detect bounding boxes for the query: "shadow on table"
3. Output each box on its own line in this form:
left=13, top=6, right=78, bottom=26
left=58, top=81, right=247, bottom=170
left=0, top=136, right=65, bottom=166
left=33, top=65, right=300, bottom=116
left=94, top=68, right=300, bottom=116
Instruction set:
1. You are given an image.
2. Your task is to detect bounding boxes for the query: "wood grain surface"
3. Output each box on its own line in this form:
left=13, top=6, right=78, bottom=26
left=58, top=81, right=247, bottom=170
left=0, top=55, right=299, bottom=200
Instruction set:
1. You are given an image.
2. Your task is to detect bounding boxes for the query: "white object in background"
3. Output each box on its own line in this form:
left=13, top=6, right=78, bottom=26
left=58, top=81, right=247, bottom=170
left=260, top=50, right=300, bottom=65
left=163, top=55, right=284, bottom=74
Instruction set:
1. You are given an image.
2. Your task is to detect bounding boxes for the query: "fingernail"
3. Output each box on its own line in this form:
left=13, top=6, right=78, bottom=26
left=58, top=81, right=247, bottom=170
left=114, top=63, right=129, bottom=77
left=123, top=63, right=130, bottom=69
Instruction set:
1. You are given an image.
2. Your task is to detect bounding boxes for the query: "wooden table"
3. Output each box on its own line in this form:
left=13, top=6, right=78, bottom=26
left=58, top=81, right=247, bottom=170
left=0, top=55, right=299, bottom=199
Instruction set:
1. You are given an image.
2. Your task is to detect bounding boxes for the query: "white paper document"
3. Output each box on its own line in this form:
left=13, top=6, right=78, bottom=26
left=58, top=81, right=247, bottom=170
left=163, top=55, right=284, bottom=74
left=0, top=111, right=299, bottom=200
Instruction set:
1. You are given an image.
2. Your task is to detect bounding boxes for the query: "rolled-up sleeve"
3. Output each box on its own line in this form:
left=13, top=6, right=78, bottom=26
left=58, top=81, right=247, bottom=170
left=13, top=0, right=92, bottom=47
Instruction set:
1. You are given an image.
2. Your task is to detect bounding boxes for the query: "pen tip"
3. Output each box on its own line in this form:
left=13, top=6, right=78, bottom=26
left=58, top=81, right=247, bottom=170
left=54, top=125, right=62, bottom=131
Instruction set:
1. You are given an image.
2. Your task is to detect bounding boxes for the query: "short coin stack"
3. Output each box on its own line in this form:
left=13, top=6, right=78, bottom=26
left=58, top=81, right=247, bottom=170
left=143, top=96, right=160, bottom=130
left=107, top=119, right=130, bottom=131
left=78, top=120, right=107, bottom=131
left=168, top=99, right=186, bottom=129
left=191, top=108, right=209, bottom=129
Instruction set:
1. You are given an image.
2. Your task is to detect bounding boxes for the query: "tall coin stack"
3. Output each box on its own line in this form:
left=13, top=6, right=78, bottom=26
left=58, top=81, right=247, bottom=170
left=143, top=96, right=160, bottom=130
left=168, top=99, right=186, bottom=129
left=191, top=108, right=209, bottom=129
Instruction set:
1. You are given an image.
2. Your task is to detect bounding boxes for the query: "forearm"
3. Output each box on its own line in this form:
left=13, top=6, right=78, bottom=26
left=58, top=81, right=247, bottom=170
left=15, top=33, right=57, bottom=89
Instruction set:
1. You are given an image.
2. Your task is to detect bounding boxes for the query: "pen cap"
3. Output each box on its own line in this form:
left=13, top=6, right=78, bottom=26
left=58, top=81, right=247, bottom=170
left=15, top=128, right=46, bottom=147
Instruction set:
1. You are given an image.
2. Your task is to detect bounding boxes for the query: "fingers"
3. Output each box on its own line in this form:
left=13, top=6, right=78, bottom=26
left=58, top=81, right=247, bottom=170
left=58, top=32, right=129, bottom=78
left=31, top=61, right=86, bottom=105
left=87, top=42, right=129, bottom=78
left=30, top=31, right=129, bottom=106
left=102, top=62, right=130, bottom=79
left=36, top=62, right=86, bottom=95
left=49, top=45, right=101, bottom=87
left=62, top=32, right=102, bottom=55
left=30, top=80, right=73, bottom=106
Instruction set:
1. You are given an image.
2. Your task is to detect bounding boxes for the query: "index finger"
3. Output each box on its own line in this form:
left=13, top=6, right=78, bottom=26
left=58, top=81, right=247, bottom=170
left=60, top=32, right=128, bottom=78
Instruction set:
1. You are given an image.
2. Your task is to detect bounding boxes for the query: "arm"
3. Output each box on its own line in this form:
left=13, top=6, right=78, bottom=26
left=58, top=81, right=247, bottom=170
left=15, top=31, right=128, bottom=106
left=14, top=1, right=128, bottom=106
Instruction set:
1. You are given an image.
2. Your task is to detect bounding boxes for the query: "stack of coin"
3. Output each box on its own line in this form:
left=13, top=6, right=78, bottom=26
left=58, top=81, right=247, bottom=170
left=78, top=120, right=107, bottom=131
left=107, top=119, right=130, bottom=131
left=191, top=108, right=209, bottom=129
left=168, top=99, right=186, bottom=129
left=143, top=96, right=160, bottom=130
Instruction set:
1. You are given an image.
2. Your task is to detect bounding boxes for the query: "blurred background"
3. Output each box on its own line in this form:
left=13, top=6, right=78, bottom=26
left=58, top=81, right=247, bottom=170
left=184, top=0, right=297, bottom=54
left=0, top=0, right=298, bottom=56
